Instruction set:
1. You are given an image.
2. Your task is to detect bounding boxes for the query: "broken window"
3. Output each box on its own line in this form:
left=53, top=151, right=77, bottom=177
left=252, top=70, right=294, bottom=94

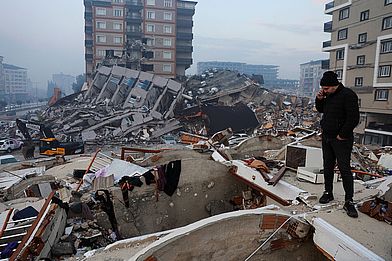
left=136, top=80, right=151, bottom=91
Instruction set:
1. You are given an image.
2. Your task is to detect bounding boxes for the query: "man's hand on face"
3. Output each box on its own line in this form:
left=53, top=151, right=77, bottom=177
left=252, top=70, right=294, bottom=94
left=336, top=135, right=346, bottom=140
left=316, top=89, right=325, bottom=100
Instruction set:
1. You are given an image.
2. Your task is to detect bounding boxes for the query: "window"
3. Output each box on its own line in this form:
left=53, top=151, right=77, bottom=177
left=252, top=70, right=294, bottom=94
left=164, top=0, right=172, bottom=7
left=97, top=49, right=106, bottom=57
left=381, top=40, right=392, bottom=53
left=96, top=21, right=106, bottom=29
left=96, top=8, right=106, bottom=16
left=113, top=22, right=122, bottom=30
left=379, top=65, right=391, bottom=77
left=336, top=49, right=345, bottom=60
left=357, top=55, right=365, bottom=65
left=147, top=11, right=155, bottom=19
left=163, top=64, right=172, bottom=72
left=114, top=9, right=123, bottom=17
left=146, top=38, right=155, bottom=46
left=96, top=35, right=106, bottom=43
left=338, top=28, right=348, bottom=40
left=360, top=10, right=369, bottom=21
left=114, top=50, right=123, bottom=57
left=113, top=0, right=123, bottom=3
left=163, top=25, right=172, bottom=33
left=358, top=33, right=367, bottom=43
left=147, top=24, right=155, bottom=32
left=339, top=8, right=349, bottom=20
left=164, top=12, right=172, bottom=20
left=163, top=51, right=172, bottom=59
left=114, top=36, right=122, bottom=44
left=335, top=69, right=343, bottom=80
left=386, top=0, right=392, bottom=5
left=163, top=38, right=172, bottom=46
left=355, top=77, right=363, bottom=87
left=375, top=90, right=389, bottom=101
left=383, top=16, right=392, bottom=30
left=146, top=0, right=155, bottom=5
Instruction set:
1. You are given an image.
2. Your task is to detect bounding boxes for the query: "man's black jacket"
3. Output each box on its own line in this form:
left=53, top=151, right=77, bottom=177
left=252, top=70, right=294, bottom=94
left=315, top=84, right=359, bottom=139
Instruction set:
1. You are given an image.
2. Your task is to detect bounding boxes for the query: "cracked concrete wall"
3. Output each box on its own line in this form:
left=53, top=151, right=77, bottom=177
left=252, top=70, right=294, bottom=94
left=103, top=158, right=247, bottom=239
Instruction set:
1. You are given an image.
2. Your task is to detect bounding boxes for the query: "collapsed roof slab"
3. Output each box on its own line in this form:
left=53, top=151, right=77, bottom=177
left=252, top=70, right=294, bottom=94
left=85, top=66, right=111, bottom=98
left=83, top=110, right=133, bottom=132
left=96, top=74, right=122, bottom=103
left=111, top=69, right=139, bottom=106
left=152, top=75, right=169, bottom=88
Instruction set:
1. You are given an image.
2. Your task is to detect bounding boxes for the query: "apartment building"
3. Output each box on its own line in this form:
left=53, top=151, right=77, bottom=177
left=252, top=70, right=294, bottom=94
left=0, top=56, right=5, bottom=101
left=52, top=73, right=76, bottom=96
left=197, top=61, right=279, bottom=87
left=0, top=61, right=28, bottom=103
left=84, top=0, right=196, bottom=82
left=322, top=0, right=392, bottom=146
left=299, top=60, right=328, bottom=97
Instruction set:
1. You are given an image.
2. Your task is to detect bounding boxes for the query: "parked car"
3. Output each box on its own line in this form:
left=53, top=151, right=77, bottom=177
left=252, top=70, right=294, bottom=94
left=0, top=138, right=23, bottom=153
left=0, top=155, right=19, bottom=165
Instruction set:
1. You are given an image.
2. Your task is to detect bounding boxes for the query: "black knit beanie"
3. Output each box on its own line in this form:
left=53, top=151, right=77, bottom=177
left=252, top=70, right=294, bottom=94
left=320, top=71, right=340, bottom=86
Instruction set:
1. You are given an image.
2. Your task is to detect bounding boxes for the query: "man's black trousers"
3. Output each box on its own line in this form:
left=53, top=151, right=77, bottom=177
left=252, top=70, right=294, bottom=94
left=322, top=137, right=354, bottom=201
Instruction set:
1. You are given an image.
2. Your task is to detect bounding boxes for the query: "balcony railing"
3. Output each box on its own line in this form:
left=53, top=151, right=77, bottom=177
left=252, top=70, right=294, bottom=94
left=126, top=14, right=142, bottom=23
left=323, top=40, right=331, bottom=48
left=85, top=54, right=93, bottom=61
left=126, top=29, right=142, bottom=38
left=176, top=45, right=193, bottom=53
left=176, top=57, right=193, bottom=65
left=176, top=32, right=193, bottom=40
left=177, top=19, right=193, bottom=28
left=177, top=8, right=195, bottom=16
left=126, top=0, right=143, bottom=10
left=85, top=26, right=93, bottom=34
left=84, top=11, right=92, bottom=19
left=91, top=1, right=112, bottom=7
left=324, top=21, right=332, bottom=33
left=85, top=40, right=93, bottom=47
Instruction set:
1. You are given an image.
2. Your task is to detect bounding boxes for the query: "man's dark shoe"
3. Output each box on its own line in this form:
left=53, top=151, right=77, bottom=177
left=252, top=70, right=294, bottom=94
left=319, top=191, right=334, bottom=204
left=344, top=201, right=358, bottom=218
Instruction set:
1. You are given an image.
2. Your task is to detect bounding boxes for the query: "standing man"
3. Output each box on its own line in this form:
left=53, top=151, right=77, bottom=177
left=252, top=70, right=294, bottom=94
left=315, top=71, right=360, bottom=218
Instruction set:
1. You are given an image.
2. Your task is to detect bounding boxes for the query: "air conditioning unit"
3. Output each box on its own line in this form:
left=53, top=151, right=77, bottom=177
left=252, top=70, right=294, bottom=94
left=297, top=167, right=338, bottom=184
left=285, top=144, right=323, bottom=170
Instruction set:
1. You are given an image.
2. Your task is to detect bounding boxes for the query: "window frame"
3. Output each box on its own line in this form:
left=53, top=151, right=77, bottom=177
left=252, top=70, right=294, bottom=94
left=96, top=35, right=107, bottom=43
left=113, top=22, right=122, bottom=30
left=163, top=51, right=172, bottom=59
left=355, top=77, right=363, bottom=87
left=357, top=55, right=365, bottom=65
left=382, top=16, right=392, bottom=30
left=164, top=0, right=173, bottom=7
left=375, top=89, right=389, bottom=101
left=381, top=40, right=392, bottom=53
left=339, top=8, right=350, bottom=20
left=96, top=8, right=106, bottom=16
left=164, top=12, right=173, bottom=20
left=338, top=28, right=348, bottom=40
left=358, top=32, right=367, bottom=43
left=146, top=0, right=155, bottom=6
left=360, top=10, right=369, bottom=21
left=163, top=38, right=172, bottom=46
left=113, top=9, right=123, bottom=17
left=378, top=65, right=391, bottom=77
left=336, top=49, right=345, bottom=60
left=146, top=24, right=155, bottom=32
left=163, top=25, right=172, bottom=34
left=146, top=38, right=155, bottom=46
left=147, top=11, right=155, bottom=19
left=163, top=64, right=172, bottom=72
left=96, top=21, right=106, bottom=29
left=114, top=36, right=123, bottom=44
left=385, top=0, right=392, bottom=6
left=335, top=69, right=343, bottom=80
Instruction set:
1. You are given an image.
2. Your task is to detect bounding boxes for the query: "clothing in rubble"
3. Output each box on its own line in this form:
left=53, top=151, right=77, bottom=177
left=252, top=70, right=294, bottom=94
left=12, top=206, right=39, bottom=221
left=95, top=190, right=121, bottom=239
left=119, top=176, right=143, bottom=208
left=142, top=170, right=155, bottom=185
left=1, top=241, right=18, bottom=258
left=68, top=202, right=94, bottom=220
left=156, top=165, right=167, bottom=191
left=163, top=160, right=182, bottom=196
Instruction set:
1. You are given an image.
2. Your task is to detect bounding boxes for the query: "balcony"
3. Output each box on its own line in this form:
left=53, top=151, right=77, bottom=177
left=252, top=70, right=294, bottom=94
left=84, top=11, right=92, bottom=20
left=126, top=0, right=143, bottom=10
left=85, top=54, right=93, bottom=61
left=325, top=1, right=334, bottom=13
left=177, top=8, right=195, bottom=16
left=322, top=40, right=331, bottom=48
left=177, top=19, right=193, bottom=28
left=126, top=14, right=142, bottom=23
left=176, top=32, right=193, bottom=40
left=91, top=1, right=112, bottom=7
left=126, top=29, right=142, bottom=38
left=324, top=21, right=332, bottom=33
left=321, top=59, right=330, bottom=70
left=85, top=26, right=93, bottom=34
left=176, top=45, right=193, bottom=53
left=176, top=57, right=193, bottom=65
left=85, top=40, right=93, bottom=47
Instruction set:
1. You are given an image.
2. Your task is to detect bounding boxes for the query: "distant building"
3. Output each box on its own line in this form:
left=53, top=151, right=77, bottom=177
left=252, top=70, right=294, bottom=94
left=84, top=0, right=197, bottom=82
left=323, top=0, right=392, bottom=145
left=0, top=56, right=5, bottom=101
left=197, top=61, right=279, bottom=87
left=52, top=73, right=75, bottom=96
left=0, top=59, right=28, bottom=103
left=299, top=60, right=327, bottom=97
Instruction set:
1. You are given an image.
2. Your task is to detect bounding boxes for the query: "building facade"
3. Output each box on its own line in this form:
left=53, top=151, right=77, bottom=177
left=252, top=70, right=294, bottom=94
left=52, top=73, right=76, bottom=96
left=197, top=61, right=279, bottom=87
left=323, top=0, right=392, bottom=146
left=299, top=60, right=328, bottom=97
left=0, top=56, right=5, bottom=101
left=84, top=0, right=196, bottom=82
left=1, top=62, right=28, bottom=103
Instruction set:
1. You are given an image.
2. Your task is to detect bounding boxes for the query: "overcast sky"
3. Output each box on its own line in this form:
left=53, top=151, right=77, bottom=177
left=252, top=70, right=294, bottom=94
left=0, top=0, right=330, bottom=89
